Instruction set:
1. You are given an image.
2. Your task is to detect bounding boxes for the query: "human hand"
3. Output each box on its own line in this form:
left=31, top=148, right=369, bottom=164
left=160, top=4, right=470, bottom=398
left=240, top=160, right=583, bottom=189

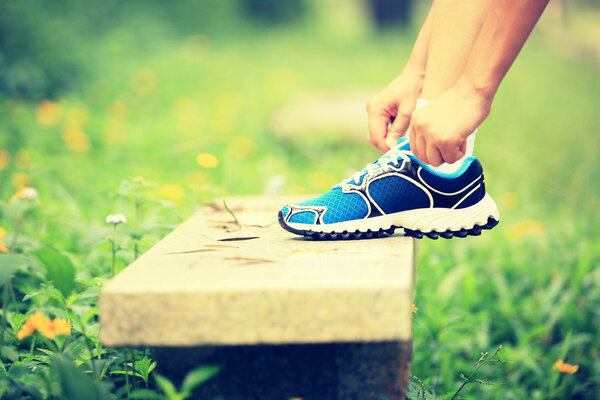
left=409, top=83, right=492, bottom=166
left=366, top=68, right=424, bottom=152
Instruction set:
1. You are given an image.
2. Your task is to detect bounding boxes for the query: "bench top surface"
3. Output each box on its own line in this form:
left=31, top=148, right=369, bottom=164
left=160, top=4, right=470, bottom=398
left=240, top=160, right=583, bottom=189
left=100, top=195, right=414, bottom=346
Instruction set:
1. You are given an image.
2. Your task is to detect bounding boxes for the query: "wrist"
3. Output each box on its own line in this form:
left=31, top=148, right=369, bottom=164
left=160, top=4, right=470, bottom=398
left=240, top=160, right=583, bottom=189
left=454, top=75, right=495, bottom=114
left=402, top=62, right=426, bottom=82
left=400, top=64, right=425, bottom=95
left=455, top=73, right=497, bottom=105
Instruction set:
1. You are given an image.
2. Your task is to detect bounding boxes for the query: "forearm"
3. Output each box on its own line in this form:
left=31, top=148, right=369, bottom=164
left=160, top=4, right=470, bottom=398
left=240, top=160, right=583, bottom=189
left=403, top=6, right=433, bottom=77
left=458, top=0, right=549, bottom=102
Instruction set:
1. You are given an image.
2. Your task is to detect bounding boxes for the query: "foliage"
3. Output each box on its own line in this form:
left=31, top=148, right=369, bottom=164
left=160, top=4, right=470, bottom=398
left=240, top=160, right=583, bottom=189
left=0, top=1, right=599, bottom=399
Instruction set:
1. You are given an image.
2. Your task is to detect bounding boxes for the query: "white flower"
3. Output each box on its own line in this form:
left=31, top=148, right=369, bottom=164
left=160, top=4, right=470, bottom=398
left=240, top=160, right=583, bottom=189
left=105, top=214, right=127, bottom=224
left=21, top=187, right=39, bottom=200
left=266, top=175, right=287, bottom=195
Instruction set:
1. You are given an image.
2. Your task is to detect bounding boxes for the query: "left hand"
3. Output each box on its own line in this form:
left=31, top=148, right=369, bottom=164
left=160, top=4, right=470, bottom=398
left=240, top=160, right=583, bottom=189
left=409, top=83, right=492, bottom=166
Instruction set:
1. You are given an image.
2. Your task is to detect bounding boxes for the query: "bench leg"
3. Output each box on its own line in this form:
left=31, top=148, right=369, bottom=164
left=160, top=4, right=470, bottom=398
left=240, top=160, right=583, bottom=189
left=155, top=341, right=412, bottom=400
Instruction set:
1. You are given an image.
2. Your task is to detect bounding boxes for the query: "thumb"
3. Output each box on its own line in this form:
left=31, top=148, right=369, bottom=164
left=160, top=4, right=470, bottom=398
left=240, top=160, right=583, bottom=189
left=385, top=111, right=411, bottom=149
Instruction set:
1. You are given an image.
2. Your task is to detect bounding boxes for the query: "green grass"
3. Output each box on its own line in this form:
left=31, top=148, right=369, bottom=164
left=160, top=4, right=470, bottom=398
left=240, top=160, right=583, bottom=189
left=1, top=14, right=599, bottom=399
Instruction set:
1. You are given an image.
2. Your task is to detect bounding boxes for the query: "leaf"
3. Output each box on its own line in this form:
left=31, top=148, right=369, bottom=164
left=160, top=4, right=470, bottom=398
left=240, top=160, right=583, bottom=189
left=155, top=374, right=179, bottom=399
left=0, top=254, right=27, bottom=288
left=180, top=365, right=219, bottom=394
left=34, top=248, right=76, bottom=298
left=132, top=356, right=156, bottom=386
left=129, top=389, right=163, bottom=399
left=52, top=355, right=103, bottom=400
left=7, top=312, right=28, bottom=332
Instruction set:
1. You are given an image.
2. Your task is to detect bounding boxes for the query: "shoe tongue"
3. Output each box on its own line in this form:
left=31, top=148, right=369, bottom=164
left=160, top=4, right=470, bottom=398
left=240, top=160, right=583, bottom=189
left=396, top=136, right=411, bottom=151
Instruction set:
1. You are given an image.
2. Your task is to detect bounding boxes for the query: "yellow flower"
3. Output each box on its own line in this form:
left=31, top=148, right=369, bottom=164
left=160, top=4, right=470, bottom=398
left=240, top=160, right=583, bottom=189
left=506, top=219, right=545, bottom=240
left=36, top=100, right=62, bottom=126
left=160, top=184, right=185, bottom=200
left=0, top=149, right=10, bottom=170
left=412, top=304, right=418, bottom=314
left=10, top=186, right=38, bottom=204
left=32, top=312, right=55, bottom=339
left=16, top=312, right=72, bottom=341
left=61, top=122, right=91, bottom=152
left=52, top=318, right=72, bottom=336
left=16, top=317, right=36, bottom=340
left=0, top=227, right=8, bottom=253
left=553, top=359, right=579, bottom=374
left=196, top=153, right=218, bottom=168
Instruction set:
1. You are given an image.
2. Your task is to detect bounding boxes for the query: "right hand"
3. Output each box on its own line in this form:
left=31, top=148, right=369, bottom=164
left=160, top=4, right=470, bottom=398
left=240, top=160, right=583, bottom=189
left=366, top=68, right=424, bottom=152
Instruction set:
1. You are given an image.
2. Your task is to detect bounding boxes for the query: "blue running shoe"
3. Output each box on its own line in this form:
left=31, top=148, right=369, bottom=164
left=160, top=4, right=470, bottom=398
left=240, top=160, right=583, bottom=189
left=278, top=137, right=499, bottom=240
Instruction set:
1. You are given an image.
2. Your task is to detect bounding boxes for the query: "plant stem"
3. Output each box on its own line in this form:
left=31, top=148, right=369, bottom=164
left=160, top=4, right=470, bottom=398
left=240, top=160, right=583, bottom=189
left=29, top=336, right=36, bottom=356
left=123, top=348, right=130, bottom=395
left=0, top=280, right=11, bottom=358
left=450, top=347, right=502, bottom=400
left=9, top=215, right=23, bottom=252
left=133, top=186, right=141, bottom=260
left=130, top=348, right=138, bottom=390
left=111, top=224, right=117, bottom=277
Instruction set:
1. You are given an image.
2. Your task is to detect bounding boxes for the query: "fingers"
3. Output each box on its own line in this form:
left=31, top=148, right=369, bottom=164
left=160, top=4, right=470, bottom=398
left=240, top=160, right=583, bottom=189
left=366, top=103, right=391, bottom=153
left=439, top=143, right=465, bottom=165
left=411, top=120, right=464, bottom=166
left=385, top=108, right=411, bottom=150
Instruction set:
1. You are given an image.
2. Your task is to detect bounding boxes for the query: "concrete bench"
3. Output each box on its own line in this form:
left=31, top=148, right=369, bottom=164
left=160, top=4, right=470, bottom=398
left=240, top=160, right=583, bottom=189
left=99, top=196, right=415, bottom=399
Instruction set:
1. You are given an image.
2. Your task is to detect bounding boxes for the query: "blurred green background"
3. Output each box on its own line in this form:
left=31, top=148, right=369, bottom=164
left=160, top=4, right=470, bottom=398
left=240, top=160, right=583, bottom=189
left=0, top=0, right=599, bottom=399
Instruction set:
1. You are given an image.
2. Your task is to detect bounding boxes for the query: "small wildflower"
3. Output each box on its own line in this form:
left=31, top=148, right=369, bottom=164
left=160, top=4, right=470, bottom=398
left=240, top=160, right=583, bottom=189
left=160, top=184, right=185, bottom=200
left=10, top=186, right=38, bottom=204
left=36, top=100, right=62, bottom=126
left=553, top=359, right=579, bottom=374
left=0, top=227, right=8, bottom=253
left=266, top=175, right=287, bottom=195
left=106, top=214, right=127, bottom=225
left=0, top=149, right=10, bottom=170
left=52, top=317, right=72, bottom=336
left=35, top=316, right=56, bottom=340
left=196, top=153, right=218, bottom=168
left=21, top=187, right=39, bottom=200
left=412, top=304, right=418, bottom=313
left=62, top=122, right=91, bottom=152
left=16, top=317, right=36, bottom=340
left=16, top=312, right=72, bottom=341
left=506, top=219, right=545, bottom=240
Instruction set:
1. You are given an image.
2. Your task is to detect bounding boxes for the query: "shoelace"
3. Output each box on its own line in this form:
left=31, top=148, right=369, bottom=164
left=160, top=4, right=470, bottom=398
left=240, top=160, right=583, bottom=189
left=340, top=146, right=412, bottom=186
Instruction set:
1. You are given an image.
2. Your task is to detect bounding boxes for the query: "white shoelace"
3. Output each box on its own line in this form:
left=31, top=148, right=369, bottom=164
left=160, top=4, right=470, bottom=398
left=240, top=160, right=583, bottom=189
left=340, top=146, right=412, bottom=186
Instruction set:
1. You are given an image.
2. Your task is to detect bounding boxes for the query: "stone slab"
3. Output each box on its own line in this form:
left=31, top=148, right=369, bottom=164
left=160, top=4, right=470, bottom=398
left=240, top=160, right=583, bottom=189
left=99, top=195, right=415, bottom=346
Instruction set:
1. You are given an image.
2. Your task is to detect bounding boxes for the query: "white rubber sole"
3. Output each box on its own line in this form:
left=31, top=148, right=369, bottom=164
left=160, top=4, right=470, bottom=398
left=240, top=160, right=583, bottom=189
left=280, top=193, right=500, bottom=240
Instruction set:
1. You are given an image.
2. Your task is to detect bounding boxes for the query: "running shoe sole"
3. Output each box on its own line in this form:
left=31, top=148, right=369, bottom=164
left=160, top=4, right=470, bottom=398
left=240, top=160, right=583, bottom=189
left=279, top=193, right=499, bottom=240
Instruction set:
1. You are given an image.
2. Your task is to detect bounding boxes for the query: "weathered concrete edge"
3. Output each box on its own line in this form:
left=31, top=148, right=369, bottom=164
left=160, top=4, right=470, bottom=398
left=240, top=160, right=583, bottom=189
left=99, top=288, right=413, bottom=346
